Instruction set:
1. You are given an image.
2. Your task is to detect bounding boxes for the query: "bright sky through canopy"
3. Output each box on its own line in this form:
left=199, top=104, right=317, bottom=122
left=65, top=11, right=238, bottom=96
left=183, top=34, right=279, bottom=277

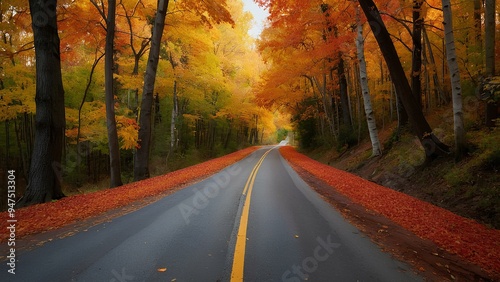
left=242, top=0, right=269, bottom=38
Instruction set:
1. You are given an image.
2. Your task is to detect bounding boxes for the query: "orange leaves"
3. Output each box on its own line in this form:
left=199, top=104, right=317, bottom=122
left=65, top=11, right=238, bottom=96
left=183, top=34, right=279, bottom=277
left=279, top=146, right=500, bottom=277
left=0, top=147, right=258, bottom=243
left=257, top=0, right=356, bottom=117
left=178, top=0, right=235, bottom=28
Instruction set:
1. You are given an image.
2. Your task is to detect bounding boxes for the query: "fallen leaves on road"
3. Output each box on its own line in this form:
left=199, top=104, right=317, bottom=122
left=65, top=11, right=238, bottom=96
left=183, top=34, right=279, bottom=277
left=279, top=146, right=500, bottom=277
left=0, top=147, right=258, bottom=242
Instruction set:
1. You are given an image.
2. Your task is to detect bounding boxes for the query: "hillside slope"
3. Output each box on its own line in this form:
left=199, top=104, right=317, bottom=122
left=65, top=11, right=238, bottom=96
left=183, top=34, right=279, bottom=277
left=304, top=106, right=500, bottom=229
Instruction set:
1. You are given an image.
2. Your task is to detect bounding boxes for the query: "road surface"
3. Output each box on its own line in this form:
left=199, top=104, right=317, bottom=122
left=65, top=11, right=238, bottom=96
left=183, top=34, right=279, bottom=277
left=2, top=147, right=421, bottom=281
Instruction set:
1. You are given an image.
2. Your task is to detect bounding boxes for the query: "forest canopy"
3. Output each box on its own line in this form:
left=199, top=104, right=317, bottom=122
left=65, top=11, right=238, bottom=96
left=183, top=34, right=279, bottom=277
left=0, top=0, right=498, bottom=207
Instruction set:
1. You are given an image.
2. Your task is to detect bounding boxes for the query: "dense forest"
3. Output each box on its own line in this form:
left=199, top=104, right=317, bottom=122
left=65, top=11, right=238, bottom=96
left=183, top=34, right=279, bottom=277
left=1, top=0, right=280, bottom=207
left=0, top=0, right=498, bottom=210
left=256, top=0, right=498, bottom=154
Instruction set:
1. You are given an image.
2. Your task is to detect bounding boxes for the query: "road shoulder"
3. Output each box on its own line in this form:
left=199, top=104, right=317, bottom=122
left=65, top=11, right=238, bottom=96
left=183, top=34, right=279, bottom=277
left=283, top=155, right=493, bottom=281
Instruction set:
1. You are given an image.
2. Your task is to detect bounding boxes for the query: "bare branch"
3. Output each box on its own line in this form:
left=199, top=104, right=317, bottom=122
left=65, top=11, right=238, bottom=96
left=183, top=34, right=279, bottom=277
left=90, top=0, right=107, bottom=22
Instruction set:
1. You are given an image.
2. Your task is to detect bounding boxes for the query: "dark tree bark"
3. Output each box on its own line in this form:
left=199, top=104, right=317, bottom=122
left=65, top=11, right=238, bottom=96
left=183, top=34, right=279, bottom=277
left=134, top=0, right=170, bottom=181
left=423, top=27, right=448, bottom=105
left=338, top=57, right=352, bottom=128
left=77, top=52, right=104, bottom=151
left=17, top=0, right=66, bottom=207
left=411, top=0, right=423, bottom=108
left=473, top=0, right=482, bottom=44
left=485, top=0, right=496, bottom=76
left=105, top=0, right=123, bottom=188
left=76, top=51, right=104, bottom=183
left=359, top=0, right=449, bottom=158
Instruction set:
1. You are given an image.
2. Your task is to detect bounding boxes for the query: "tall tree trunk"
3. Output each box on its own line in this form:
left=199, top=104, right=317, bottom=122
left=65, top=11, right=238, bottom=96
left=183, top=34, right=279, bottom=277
left=356, top=11, right=382, bottom=156
left=224, top=120, right=231, bottom=149
left=310, top=74, right=335, bottom=136
left=442, top=0, right=467, bottom=161
left=338, top=57, right=352, bottom=128
left=474, top=0, right=482, bottom=45
left=485, top=0, right=496, bottom=76
left=77, top=52, right=104, bottom=179
left=396, top=90, right=409, bottom=130
left=14, top=119, right=28, bottom=182
left=359, top=0, right=449, bottom=159
left=411, top=0, right=424, bottom=108
left=17, top=0, right=66, bottom=207
left=423, top=27, right=448, bottom=105
left=104, top=0, right=123, bottom=188
left=134, top=0, right=170, bottom=181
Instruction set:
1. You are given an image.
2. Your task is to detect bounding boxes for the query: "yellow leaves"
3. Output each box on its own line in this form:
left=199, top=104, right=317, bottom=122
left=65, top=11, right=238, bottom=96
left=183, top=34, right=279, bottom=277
left=0, top=64, right=36, bottom=122
left=66, top=98, right=139, bottom=150
left=116, top=115, right=139, bottom=150
left=157, top=267, right=167, bottom=272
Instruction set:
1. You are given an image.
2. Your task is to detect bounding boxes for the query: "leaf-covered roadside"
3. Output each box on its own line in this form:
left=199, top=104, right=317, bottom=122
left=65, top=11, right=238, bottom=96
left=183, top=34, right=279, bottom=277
left=279, top=146, right=500, bottom=278
left=0, top=147, right=258, bottom=242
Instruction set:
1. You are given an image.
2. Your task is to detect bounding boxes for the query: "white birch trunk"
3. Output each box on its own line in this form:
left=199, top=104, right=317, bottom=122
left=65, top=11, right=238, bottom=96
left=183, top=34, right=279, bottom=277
left=442, top=0, right=466, bottom=160
left=356, top=11, right=382, bottom=156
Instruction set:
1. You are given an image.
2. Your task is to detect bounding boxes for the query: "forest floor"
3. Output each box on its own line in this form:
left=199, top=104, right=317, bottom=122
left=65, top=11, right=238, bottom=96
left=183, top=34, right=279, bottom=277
left=303, top=106, right=500, bottom=230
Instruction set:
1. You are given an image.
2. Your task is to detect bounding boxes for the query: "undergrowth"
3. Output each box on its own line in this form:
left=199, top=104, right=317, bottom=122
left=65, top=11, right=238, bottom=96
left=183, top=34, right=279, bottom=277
left=304, top=108, right=500, bottom=228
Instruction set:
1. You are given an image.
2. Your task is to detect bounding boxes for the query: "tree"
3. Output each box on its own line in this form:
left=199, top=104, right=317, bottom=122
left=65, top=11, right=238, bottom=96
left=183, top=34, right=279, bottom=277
left=256, top=0, right=357, bottom=145
left=134, top=0, right=235, bottom=180
left=442, top=0, right=466, bottom=160
left=321, top=3, right=352, bottom=129
left=76, top=50, right=105, bottom=178
left=358, top=0, right=449, bottom=159
left=134, top=0, right=170, bottom=181
left=485, top=0, right=496, bottom=76
left=473, top=0, right=482, bottom=44
left=356, top=8, right=381, bottom=157
left=118, top=0, right=152, bottom=76
left=411, top=0, right=423, bottom=108
left=17, top=0, right=66, bottom=206
left=91, top=0, right=124, bottom=188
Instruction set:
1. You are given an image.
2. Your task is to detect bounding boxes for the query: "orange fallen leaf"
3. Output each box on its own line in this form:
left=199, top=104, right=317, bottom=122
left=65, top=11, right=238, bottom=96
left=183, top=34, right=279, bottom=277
left=0, top=147, right=259, bottom=244
left=157, top=267, right=167, bottom=272
left=279, top=146, right=500, bottom=277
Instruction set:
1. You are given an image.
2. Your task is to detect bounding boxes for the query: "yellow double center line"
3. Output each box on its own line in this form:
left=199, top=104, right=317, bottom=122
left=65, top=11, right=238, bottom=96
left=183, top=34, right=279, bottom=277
left=230, top=147, right=275, bottom=281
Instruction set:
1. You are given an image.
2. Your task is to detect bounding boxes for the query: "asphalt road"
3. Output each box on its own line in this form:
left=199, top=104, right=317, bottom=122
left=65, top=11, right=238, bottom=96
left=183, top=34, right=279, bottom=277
left=2, top=147, right=422, bottom=281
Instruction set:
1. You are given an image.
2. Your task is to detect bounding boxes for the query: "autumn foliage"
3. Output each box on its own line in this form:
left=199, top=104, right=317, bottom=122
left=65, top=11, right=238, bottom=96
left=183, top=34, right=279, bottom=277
left=279, top=146, right=500, bottom=277
left=0, top=147, right=258, bottom=242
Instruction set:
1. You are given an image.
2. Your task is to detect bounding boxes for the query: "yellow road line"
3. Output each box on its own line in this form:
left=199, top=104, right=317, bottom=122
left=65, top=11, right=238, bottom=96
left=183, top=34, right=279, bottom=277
left=231, top=147, right=274, bottom=281
left=242, top=149, right=272, bottom=195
